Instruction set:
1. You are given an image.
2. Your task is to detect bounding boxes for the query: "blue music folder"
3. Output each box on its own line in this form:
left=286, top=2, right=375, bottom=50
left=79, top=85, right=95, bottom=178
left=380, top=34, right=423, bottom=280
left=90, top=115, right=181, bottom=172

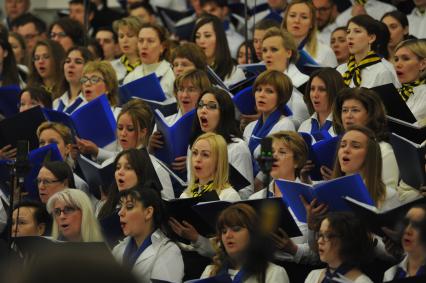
left=119, top=73, right=167, bottom=105
left=276, top=174, right=375, bottom=223
left=232, top=86, right=293, bottom=116
left=0, top=85, right=20, bottom=118
left=23, top=144, right=63, bottom=200
left=154, top=109, right=195, bottom=165
left=309, top=135, right=340, bottom=181
left=43, top=95, right=116, bottom=148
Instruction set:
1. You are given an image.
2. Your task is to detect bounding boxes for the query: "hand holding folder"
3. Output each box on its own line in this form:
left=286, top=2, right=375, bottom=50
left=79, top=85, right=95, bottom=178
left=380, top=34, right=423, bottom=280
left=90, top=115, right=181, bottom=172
left=42, top=95, right=117, bottom=148
left=276, top=174, right=375, bottom=223
left=306, top=135, right=340, bottom=181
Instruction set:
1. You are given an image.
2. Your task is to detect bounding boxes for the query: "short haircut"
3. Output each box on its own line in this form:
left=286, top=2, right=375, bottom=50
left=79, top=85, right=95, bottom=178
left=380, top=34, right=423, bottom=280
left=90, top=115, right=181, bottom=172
left=395, top=39, right=426, bottom=80
left=42, top=161, right=76, bottom=189
left=174, top=69, right=211, bottom=95
left=262, top=27, right=299, bottom=64
left=129, top=2, right=155, bottom=15
left=37, top=121, right=74, bottom=146
left=13, top=199, right=51, bottom=228
left=96, top=26, right=118, bottom=43
left=253, top=70, right=293, bottom=115
left=11, top=13, right=47, bottom=34
left=254, top=18, right=280, bottom=31
left=113, top=16, right=144, bottom=35
left=270, top=131, right=308, bottom=177
left=49, top=17, right=86, bottom=47
left=170, top=42, right=207, bottom=71
left=82, top=60, right=119, bottom=106
left=200, top=0, right=228, bottom=7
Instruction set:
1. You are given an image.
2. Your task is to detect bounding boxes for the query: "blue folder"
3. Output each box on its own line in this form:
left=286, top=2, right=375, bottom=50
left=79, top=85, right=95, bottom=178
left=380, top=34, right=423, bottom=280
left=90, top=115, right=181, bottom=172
left=232, top=85, right=293, bottom=116
left=23, top=144, right=63, bottom=200
left=237, top=63, right=266, bottom=76
left=119, top=73, right=167, bottom=105
left=154, top=109, right=195, bottom=165
left=0, top=85, right=20, bottom=118
left=276, top=174, right=375, bottom=223
left=309, top=136, right=340, bottom=181
left=42, top=95, right=117, bottom=148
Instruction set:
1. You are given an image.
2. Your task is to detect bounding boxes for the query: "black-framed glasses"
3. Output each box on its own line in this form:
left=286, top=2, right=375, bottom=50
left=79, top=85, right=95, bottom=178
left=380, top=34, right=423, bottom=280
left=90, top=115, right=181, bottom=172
left=50, top=31, right=67, bottom=39
left=80, top=76, right=105, bottom=85
left=36, top=178, right=62, bottom=186
left=316, top=232, right=340, bottom=242
left=53, top=206, right=78, bottom=217
left=403, top=217, right=423, bottom=230
left=197, top=101, right=219, bottom=110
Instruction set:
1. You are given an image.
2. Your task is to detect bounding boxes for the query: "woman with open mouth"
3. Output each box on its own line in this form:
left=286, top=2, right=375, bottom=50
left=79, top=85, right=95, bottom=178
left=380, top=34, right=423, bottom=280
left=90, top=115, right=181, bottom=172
left=392, top=39, right=426, bottom=123
left=298, top=68, right=344, bottom=143
left=330, top=27, right=350, bottom=66
left=282, top=0, right=337, bottom=68
left=113, top=186, right=184, bottom=283
left=243, top=70, right=295, bottom=190
left=200, top=203, right=290, bottom=282
left=337, top=14, right=399, bottom=89
left=332, top=88, right=399, bottom=189
left=384, top=204, right=426, bottom=281
left=149, top=69, right=211, bottom=173
left=192, top=15, right=246, bottom=87
left=305, top=212, right=374, bottom=283
left=190, top=86, right=253, bottom=199
left=46, top=188, right=104, bottom=243
left=28, top=39, right=66, bottom=99
left=260, top=27, right=310, bottom=128
left=123, top=22, right=175, bottom=105
left=111, top=16, right=143, bottom=84
left=52, top=46, right=95, bottom=114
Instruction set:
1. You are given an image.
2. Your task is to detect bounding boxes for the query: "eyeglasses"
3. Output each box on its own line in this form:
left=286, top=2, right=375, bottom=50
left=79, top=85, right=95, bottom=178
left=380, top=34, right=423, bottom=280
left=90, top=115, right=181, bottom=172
left=33, top=54, right=50, bottom=62
left=50, top=31, right=67, bottom=39
left=53, top=206, right=78, bottom=217
left=317, top=6, right=332, bottom=14
left=403, top=218, right=423, bottom=230
left=80, top=76, right=105, bottom=85
left=36, top=178, right=62, bottom=186
left=316, top=232, right=340, bottom=242
left=197, top=101, right=219, bottom=110
left=23, top=33, right=39, bottom=41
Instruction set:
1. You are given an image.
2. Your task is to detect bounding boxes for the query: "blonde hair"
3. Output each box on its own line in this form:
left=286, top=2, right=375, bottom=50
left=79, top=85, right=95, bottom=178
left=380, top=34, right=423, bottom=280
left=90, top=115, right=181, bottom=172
left=83, top=60, right=119, bottom=106
left=262, top=27, right=299, bottom=64
left=46, top=189, right=104, bottom=242
left=188, top=133, right=230, bottom=193
left=395, top=39, right=426, bottom=80
left=37, top=121, right=73, bottom=145
left=113, top=16, right=144, bottom=35
left=282, top=0, right=318, bottom=57
left=270, top=131, right=308, bottom=177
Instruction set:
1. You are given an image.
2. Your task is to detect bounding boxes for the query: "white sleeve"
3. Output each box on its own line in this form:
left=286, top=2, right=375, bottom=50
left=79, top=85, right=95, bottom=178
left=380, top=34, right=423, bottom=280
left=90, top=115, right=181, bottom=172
left=191, top=235, right=216, bottom=258
left=151, top=242, right=185, bottom=283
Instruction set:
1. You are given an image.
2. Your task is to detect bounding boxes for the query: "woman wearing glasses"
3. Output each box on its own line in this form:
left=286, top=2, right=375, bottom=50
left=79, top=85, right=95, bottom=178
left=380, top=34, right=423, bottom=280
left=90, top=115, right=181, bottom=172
left=305, top=212, right=374, bottom=283
left=36, top=161, right=75, bottom=204
left=149, top=69, right=211, bottom=172
left=28, top=39, right=66, bottom=99
left=53, top=46, right=94, bottom=114
left=48, top=17, right=86, bottom=53
left=189, top=86, right=253, bottom=199
left=47, top=188, right=104, bottom=242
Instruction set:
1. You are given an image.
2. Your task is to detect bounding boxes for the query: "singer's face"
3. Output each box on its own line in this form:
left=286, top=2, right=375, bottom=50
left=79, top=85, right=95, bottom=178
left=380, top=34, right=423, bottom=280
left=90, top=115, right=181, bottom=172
left=37, top=167, right=67, bottom=204
left=115, top=155, right=139, bottom=191
left=317, top=218, right=341, bottom=266
left=197, top=93, right=220, bottom=133
left=255, top=83, right=278, bottom=116
left=221, top=225, right=250, bottom=260
left=341, top=99, right=368, bottom=130
left=191, top=139, right=217, bottom=184
left=262, top=36, right=291, bottom=72
left=309, top=76, right=330, bottom=114
left=12, top=207, right=45, bottom=237
left=402, top=207, right=425, bottom=254
left=271, top=140, right=296, bottom=180
left=38, top=129, right=71, bottom=159
left=337, top=130, right=368, bottom=175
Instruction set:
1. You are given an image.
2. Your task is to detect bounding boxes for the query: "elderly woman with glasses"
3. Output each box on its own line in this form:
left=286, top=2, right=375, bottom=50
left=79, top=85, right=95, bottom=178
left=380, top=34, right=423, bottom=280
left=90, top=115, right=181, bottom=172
left=37, top=161, right=75, bottom=204
left=47, top=188, right=104, bottom=242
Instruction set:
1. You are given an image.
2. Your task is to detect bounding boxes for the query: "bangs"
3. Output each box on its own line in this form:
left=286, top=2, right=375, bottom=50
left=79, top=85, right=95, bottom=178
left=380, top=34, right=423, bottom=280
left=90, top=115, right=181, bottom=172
left=216, top=207, right=247, bottom=231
